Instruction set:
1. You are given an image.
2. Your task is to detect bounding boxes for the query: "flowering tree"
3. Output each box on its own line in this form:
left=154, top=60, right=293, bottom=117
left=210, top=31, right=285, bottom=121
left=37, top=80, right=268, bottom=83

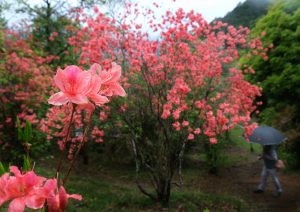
left=0, top=30, right=53, bottom=164
left=68, top=3, right=268, bottom=204
left=0, top=61, right=126, bottom=211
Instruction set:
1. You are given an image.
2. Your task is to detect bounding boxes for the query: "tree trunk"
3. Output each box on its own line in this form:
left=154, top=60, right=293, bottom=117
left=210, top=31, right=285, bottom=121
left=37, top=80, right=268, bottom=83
left=157, top=178, right=171, bottom=206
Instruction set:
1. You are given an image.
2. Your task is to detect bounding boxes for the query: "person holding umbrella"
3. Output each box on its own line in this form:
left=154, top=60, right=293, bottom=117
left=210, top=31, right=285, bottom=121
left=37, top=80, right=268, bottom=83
left=253, top=145, right=282, bottom=197
left=249, top=126, right=286, bottom=197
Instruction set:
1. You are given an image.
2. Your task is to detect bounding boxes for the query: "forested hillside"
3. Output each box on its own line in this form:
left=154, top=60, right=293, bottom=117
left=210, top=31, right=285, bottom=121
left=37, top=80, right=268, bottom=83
left=216, top=0, right=271, bottom=28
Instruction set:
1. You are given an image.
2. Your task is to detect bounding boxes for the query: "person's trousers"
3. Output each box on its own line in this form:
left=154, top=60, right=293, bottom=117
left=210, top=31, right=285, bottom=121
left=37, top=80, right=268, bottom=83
left=258, top=165, right=282, bottom=192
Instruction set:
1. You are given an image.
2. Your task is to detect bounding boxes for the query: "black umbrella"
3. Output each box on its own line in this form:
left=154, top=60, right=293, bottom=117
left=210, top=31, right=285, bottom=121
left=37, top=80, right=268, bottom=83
left=249, top=126, right=287, bottom=145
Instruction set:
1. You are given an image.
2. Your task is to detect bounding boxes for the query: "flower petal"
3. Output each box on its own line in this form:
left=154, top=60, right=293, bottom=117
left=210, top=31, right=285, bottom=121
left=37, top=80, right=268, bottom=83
left=85, top=74, right=102, bottom=95
left=10, top=166, right=21, bottom=177
left=48, top=92, right=69, bottom=106
left=88, top=94, right=109, bottom=106
left=25, top=195, right=45, bottom=209
left=111, top=83, right=126, bottom=97
left=68, top=194, right=82, bottom=201
left=76, top=71, right=92, bottom=93
left=54, top=68, right=67, bottom=92
left=90, top=63, right=102, bottom=74
left=99, top=70, right=111, bottom=83
left=109, top=62, right=122, bottom=82
left=47, top=194, right=59, bottom=212
left=59, top=186, right=68, bottom=211
left=8, top=198, right=26, bottom=212
left=68, top=94, right=89, bottom=105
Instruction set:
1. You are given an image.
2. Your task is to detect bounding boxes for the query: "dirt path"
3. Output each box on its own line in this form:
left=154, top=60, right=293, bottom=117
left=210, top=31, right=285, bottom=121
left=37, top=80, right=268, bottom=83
left=189, top=148, right=300, bottom=212
left=230, top=158, right=300, bottom=211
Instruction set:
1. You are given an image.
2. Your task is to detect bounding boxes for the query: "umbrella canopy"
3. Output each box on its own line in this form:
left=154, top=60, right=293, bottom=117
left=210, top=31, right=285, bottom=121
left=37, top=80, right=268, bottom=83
left=249, top=126, right=287, bottom=145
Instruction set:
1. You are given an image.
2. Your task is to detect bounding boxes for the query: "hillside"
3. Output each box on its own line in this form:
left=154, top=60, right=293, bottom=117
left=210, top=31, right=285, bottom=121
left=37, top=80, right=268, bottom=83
left=215, top=0, right=272, bottom=28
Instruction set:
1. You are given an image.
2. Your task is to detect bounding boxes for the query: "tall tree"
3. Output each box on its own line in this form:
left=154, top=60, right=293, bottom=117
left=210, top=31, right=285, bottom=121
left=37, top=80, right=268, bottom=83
left=16, top=0, right=80, bottom=67
left=244, top=0, right=300, bottom=167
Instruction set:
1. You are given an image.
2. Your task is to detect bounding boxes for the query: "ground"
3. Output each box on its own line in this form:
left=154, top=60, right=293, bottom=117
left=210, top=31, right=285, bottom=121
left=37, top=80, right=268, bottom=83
left=30, top=135, right=300, bottom=212
left=182, top=145, right=300, bottom=212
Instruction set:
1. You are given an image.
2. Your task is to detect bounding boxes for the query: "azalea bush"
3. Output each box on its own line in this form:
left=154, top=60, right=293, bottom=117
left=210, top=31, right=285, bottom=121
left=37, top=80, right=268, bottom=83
left=0, top=30, right=53, bottom=164
left=0, top=61, right=126, bottom=211
left=68, top=3, right=268, bottom=204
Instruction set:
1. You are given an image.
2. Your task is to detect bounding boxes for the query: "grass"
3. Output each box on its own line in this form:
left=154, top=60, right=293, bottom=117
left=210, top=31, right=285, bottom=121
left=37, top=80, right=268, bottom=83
left=228, top=127, right=262, bottom=154
left=1, top=127, right=261, bottom=211
left=25, top=151, right=250, bottom=212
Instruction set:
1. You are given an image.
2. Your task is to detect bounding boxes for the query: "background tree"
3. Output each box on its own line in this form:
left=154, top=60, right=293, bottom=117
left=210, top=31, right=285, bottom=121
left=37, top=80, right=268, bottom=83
left=70, top=5, right=266, bottom=204
left=15, top=0, right=82, bottom=67
left=243, top=0, right=300, bottom=167
left=0, top=30, right=53, bottom=164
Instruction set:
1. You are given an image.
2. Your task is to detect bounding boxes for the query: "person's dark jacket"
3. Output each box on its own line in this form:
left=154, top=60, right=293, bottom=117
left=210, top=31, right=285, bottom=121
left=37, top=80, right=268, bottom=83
left=262, top=146, right=278, bottom=169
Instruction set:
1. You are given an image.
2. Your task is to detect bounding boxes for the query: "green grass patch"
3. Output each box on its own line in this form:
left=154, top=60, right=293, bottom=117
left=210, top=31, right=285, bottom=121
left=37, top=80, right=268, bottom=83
left=228, top=127, right=262, bottom=154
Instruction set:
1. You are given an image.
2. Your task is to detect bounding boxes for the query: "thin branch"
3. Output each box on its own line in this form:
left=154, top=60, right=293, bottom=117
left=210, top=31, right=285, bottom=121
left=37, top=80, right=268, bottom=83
left=63, top=110, right=94, bottom=185
left=55, top=103, right=76, bottom=176
left=178, top=139, right=187, bottom=186
left=131, top=138, right=157, bottom=201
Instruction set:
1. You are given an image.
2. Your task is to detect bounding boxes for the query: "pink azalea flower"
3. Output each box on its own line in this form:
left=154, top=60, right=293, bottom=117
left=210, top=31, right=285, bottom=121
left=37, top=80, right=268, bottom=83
left=4, top=166, right=47, bottom=212
left=187, top=133, right=194, bottom=140
left=85, top=67, right=109, bottom=106
left=0, top=173, right=10, bottom=206
left=210, top=138, right=218, bottom=144
left=47, top=182, right=82, bottom=212
left=182, top=120, right=189, bottom=127
left=90, top=62, right=126, bottom=97
left=48, top=65, right=92, bottom=106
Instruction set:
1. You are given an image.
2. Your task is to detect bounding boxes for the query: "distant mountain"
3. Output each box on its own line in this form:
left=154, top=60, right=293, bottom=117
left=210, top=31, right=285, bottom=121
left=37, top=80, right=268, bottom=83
left=215, top=0, right=272, bottom=28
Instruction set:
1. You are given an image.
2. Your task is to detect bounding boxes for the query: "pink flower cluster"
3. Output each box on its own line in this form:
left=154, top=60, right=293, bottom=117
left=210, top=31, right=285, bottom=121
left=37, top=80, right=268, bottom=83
left=0, top=166, right=81, bottom=212
left=48, top=62, right=126, bottom=106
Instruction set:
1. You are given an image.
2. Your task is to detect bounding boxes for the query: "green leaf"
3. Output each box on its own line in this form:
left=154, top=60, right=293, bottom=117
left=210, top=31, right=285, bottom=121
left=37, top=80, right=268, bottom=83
left=23, top=155, right=31, bottom=172
left=0, top=162, right=6, bottom=176
left=24, top=120, right=33, bottom=143
left=16, top=117, right=23, bottom=141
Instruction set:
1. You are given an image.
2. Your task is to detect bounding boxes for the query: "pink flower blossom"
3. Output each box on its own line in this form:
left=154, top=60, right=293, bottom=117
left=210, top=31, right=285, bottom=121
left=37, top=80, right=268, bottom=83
left=90, top=62, right=126, bottom=97
left=0, top=173, right=10, bottom=205
left=0, top=167, right=82, bottom=212
left=172, top=121, right=180, bottom=131
left=194, top=128, right=201, bottom=135
left=182, top=120, right=189, bottom=127
left=1, top=166, right=47, bottom=212
left=47, top=182, right=82, bottom=212
left=209, top=138, right=217, bottom=144
left=188, top=133, right=194, bottom=140
left=48, top=66, right=92, bottom=105
left=85, top=68, right=109, bottom=106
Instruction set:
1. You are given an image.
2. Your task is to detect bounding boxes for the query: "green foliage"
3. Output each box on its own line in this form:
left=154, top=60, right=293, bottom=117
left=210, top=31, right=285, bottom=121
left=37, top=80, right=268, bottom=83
left=16, top=117, right=33, bottom=146
left=277, top=144, right=298, bottom=169
left=0, top=162, right=7, bottom=175
left=17, top=117, right=33, bottom=144
left=248, top=0, right=300, bottom=115
left=16, top=0, right=80, bottom=67
left=244, top=0, right=300, bottom=168
left=31, top=15, right=79, bottom=66
left=22, top=155, right=31, bottom=171
left=203, top=138, right=227, bottom=175
left=0, top=0, right=9, bottom=28
left=216, top=0, right=271, bottom=28
left=24, top=120, right=33, bottom=143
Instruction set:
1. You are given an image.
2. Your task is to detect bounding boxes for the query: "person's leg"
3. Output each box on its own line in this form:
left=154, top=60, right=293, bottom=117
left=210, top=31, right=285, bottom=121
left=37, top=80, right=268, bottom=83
left=270, top=169, right=282, bottom=196
left=257, top=166, right=268, bottom=191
